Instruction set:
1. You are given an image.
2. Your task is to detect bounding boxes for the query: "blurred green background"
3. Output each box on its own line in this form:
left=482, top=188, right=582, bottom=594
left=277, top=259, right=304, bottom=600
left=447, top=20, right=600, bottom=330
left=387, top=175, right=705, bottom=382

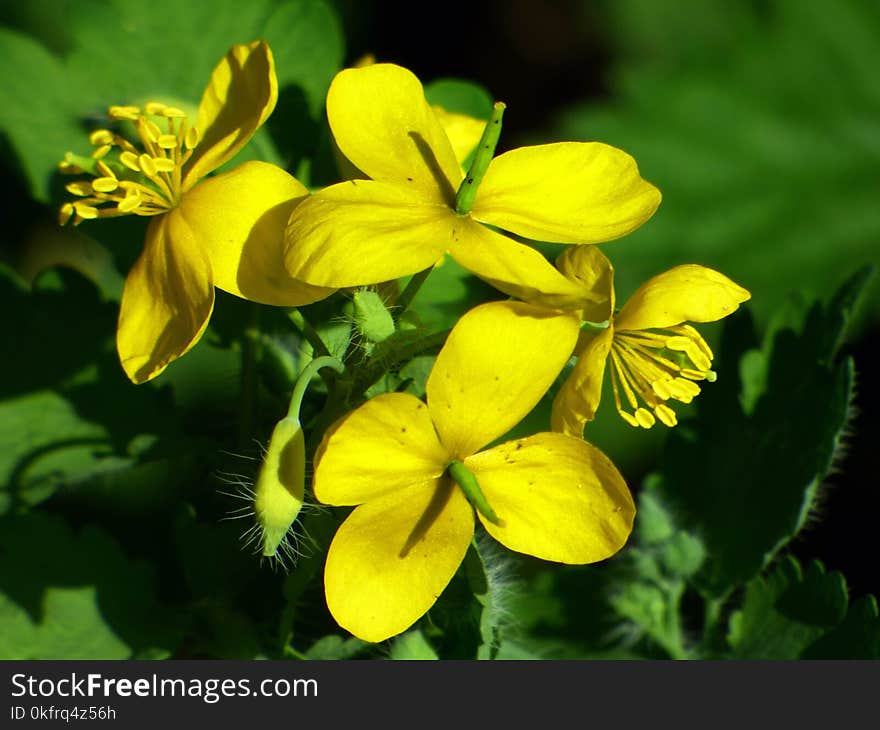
left=0, top=0, right=877, bottom=658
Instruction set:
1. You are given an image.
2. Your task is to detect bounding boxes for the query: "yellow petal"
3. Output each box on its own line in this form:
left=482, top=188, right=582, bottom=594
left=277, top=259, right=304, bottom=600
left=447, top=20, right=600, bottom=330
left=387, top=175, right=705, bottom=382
left=182, top=41, right=277, bottom=190
left=313, top=393, right=449, bottom=506
left=448, top=217, right=599, bottom=310
left=284, top=180, right=452, bottom=288
left=614, top=265, right=752, bottom=331
left=555, top=244, right=616, bottom=322
left=432, top=105, right=485, bottom=168
left=178, top=161, right=333, bottom=306
left=466, top=432, right=634, bottom=563
left=471, top=142, right=661, bottom=244
left=426, top=301, right=580, bottom=458
left=324, top=479, right=474, bottom=643
left=550, top=327, right=614, bottom=437
left=326, top=64, right=462, bottom=204
left=116, top=211, right=214, bottom=383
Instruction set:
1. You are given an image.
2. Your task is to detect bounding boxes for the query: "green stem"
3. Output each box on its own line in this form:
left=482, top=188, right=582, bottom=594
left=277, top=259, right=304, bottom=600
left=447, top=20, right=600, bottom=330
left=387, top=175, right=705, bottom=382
left=287, top=355, right=346, bottom=421
left=455, top=101, right=506, bottom=215
left=394, top=267, right=433, bottom=321
left=288, top=308, right=331, bottom=359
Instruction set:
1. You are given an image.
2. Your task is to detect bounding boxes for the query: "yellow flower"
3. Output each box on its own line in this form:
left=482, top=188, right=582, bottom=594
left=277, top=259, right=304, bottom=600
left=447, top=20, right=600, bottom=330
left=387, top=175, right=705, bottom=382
left=284, top=63, right=661, bottom=308
left=548, top=246, right=751, bottom=435
left=312, top=301, right=635, bottom=642
left=58, top=41, right=333, bottom=383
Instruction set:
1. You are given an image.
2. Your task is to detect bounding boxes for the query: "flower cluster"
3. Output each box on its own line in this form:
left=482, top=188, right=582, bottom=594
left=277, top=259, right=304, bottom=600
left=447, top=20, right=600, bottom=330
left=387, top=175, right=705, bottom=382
left=58, top=43, right=750, bottom=643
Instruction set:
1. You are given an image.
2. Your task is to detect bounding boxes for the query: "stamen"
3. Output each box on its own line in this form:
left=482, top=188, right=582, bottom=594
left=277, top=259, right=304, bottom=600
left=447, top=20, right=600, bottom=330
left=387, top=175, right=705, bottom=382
left=117, top=194, right=141, bottom=213
left=144, top=102, right=167, bottom=116
left=59, top=98, right=202, bottom=223
left=138, top=154, right=157, bottom=178
left=89, top=129, right=114, bottom=146
left=184, top=126, right=200, bottom=150
left=152, top=157, right=176, bottom=173
left=92, top=177, right=119, bottom=193
left=73, top=202, right=99, bottom=219
left=108, top=105, right=141, bottom=120
left=65, top=181, right=93, bottom=196
left=609, top=322, right=719, bottom=428
left=59, top=203, right=74, bottom=225
left=634, top=408, right=655, bottom=428
left=119, top=151, right=141, bottom=171
left=654, top=404, right=678, bottom=427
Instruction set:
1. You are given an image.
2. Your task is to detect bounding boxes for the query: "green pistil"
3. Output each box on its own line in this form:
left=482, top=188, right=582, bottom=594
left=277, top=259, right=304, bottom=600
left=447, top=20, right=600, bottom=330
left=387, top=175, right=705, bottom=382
left=447, top=460, right=504, bottom=526
left=454, top=101, right=506, bottom=215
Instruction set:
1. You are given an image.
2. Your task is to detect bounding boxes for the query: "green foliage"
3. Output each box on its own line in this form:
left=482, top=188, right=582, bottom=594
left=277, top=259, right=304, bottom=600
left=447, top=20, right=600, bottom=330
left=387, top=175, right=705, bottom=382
left=0, top=513, right=178, bottom=659
left=0, top=0, right=343, bottom=201
left=0, top=1, right=875, bottom=662
left=555, top=0, right=880, bottom=333
left=726, top=555, right=880, bottom=660
left=652, top=267, right=870, bottom=596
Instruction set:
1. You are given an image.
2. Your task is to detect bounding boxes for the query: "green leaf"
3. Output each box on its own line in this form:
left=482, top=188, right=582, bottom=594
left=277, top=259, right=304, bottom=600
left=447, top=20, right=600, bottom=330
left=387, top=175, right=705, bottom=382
left=407, top=256, right=497, bottom=333
left=0, top=27, right=81, bottom=202
left=424, top=78, right=494, bottom=120
left=727, top=557, right=850, bottom=659
left=0, top=513, right=178, bottom=659
left=389, top=629, right=439, bottom=660
left=0, top=265, right=205, bottom=514
left=0, top=0, right=344, bottom=200
left=553, top=0, right=880, bottom=333
left=651, top=268, right=869, bottom=596
left=802, top=595, right=880, bottom=659
left=304, top=634, right=367, bottom=660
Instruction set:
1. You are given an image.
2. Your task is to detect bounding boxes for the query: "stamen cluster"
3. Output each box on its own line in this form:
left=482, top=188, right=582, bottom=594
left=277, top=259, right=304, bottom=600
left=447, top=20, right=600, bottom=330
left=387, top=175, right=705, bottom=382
left=58, top=102, right=200, bottom=225
left=610, top=324, right=715, bottom=428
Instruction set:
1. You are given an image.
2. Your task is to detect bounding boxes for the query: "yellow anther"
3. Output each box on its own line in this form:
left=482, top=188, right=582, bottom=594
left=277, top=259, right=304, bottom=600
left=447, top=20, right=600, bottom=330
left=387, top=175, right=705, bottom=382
left=74, top=203, right=99, bottom=219
left=117, top=194, right=141, bottom=213
left=152, top=157, right=175, bottom=173
left=654, top=404, right=678, bottom=427
left=669, top=377, right=701, bottom=403
left=59, top=203, right=74, bottom=225
left=160, top=106, right=186, bottom=118
left=651, top=377, right=673, bottom=400
left=65, top=181, right=93, bottom=196
left=119, top=151, right=141, bottom=171
left=138, top=154, right=157, bottom=177
left=92, top=177, right=119, bottom=193
left=680, top=368, right=707, bottom=381
left=89, top=129, right=115, bottom=146
left=143, top=119, right=162, bottom=143
left=635, top=408, right=656, bottom=429
left=677, top=324, right=714, bottom=360
left=91, top=144, right=112, bottom=159
left=157, top=134, right=178, bottom=150
left=665, top=336, right=692, bottom=352
left=184, top=126, right=200, bottom=150
left=108, top=105, right=141, bottom=120
left=619, top=410, right=639, bottom=428
left=144, top=102, right=167, bottom=116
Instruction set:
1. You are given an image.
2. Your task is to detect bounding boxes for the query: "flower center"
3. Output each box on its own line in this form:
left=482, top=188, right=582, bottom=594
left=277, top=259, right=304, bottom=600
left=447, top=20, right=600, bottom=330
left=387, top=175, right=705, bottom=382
left=608, top=323, right=716, bottom=428
left=58, top=102, right=201, bottom=226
